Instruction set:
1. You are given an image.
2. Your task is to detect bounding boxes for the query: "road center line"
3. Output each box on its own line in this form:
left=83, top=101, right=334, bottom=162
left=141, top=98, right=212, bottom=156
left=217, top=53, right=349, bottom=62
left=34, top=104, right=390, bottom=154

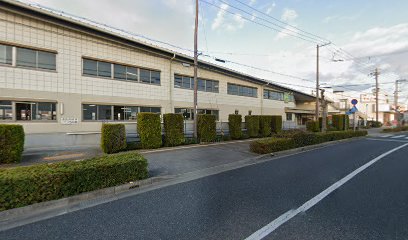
left=244, top=143, right=408, bottom=240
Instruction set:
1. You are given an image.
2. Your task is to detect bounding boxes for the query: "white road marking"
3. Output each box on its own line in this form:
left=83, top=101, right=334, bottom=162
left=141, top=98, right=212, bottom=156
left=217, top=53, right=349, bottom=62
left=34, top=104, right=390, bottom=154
left=367, top=138, right=408, bottom=143
left=391, top=135, right=406, bottom=139
left=380, top=134, right=393, bottom=138
left=244, top=143, right=408, bottom=240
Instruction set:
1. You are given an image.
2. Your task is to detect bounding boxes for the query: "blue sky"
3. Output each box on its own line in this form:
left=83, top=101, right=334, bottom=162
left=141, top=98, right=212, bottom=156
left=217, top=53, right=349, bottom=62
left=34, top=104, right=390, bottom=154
left=19, top=0, right=408, bottom=103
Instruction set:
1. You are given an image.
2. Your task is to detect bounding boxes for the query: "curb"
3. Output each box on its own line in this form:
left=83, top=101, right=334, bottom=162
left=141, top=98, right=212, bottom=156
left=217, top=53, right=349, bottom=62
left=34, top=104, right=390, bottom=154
left=0, top=136, right=366, bottom=231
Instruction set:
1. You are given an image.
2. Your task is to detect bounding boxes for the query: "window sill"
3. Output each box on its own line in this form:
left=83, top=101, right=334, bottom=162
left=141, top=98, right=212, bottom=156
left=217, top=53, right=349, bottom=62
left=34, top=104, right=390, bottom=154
left=82, top=74, right=161, bottom=86
left=0, top=64, right=57, bottom=73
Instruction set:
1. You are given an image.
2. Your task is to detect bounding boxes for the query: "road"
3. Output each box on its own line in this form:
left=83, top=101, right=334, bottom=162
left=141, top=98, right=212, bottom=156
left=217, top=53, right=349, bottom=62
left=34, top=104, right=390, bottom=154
left=1, top=135, right=408, bottom=240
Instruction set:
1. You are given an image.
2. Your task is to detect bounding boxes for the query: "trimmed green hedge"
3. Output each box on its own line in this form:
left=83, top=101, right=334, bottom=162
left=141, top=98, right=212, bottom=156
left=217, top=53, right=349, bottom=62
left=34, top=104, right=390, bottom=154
left=0, top=152, right=148, bottom=211
left=163, top=113, right=184, bottom=146
left=306, top=121, right=320, bottom=132
left=0, top=124, right=25, bottom=164
left=259, top=115, right=273, bottom=137
left=228, top=114, right=242, bottom=140
left=245, top=115, right=260, bottom=138
left=198, top=114, right=216, bottom=142
left=382, top=126, right=408, bottom=133
left=137, top=113, right=162, bottom=149
left=100, top=123, right=127, bottom=154
left=271, top=115, right=282, bottom=133
left=250, top=130, right=367, bottom=154
left=332, top=114, right=349, bottom=131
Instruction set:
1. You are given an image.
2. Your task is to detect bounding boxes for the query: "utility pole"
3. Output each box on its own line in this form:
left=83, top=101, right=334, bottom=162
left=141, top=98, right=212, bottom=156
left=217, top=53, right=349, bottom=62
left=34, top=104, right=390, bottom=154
left=395, top=79, right=407, bottom=125
left=193, top=0, right=199, bottom=139
left=321, top=88, right=327, bottom=132
left=374, top=68, right=379, bottom=123
left=315, top=42, right=331, bottom=121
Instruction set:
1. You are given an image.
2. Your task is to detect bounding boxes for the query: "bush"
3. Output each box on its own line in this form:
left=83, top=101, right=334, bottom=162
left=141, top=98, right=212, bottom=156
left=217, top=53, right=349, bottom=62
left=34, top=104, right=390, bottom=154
left=228, top=114, right=242, bottom=140
left=137, top=113, right=162, bottom=149
left=100, top=124, right=127, bottom=154
left=271, top=115, right=283, bottom=133
left=332, top=114, right=349, bottom=131
left=163, top=113, right=184, bottom=146
left=259, top=115, right=273, bottom=137
left=306, top=121, right=320, bottom=132
left=319, top=117, right=330, bottom=130
left=0, top=151, right=148, bottom=211
left=0, top=124, right=25, bottom=164
left=250, top=138, right=295, bottom=154
left=382, top=126, right=408, bottom=133
left=368, top=121, right=383, bottom=128
left=198, top=114, right=216, bottom=142
left=245, top=115, right=260, bottom=138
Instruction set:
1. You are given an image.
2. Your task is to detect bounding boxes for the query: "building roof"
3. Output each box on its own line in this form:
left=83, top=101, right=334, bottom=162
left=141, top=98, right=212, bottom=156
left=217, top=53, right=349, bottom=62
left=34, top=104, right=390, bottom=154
left=1, top=0, right=317, bottom=102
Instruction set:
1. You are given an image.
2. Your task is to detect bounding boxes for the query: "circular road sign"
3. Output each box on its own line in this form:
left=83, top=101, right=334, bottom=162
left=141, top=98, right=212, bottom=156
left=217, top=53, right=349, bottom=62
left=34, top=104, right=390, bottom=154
left=351, top=99, right=358, bottom=105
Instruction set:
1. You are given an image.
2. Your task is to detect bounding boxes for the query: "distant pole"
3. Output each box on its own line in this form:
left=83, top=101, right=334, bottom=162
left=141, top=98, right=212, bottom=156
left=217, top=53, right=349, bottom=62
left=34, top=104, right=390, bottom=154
left=375, top=68, right=379, bottom=123
left=193, top=0, right=199, bottom=139
left=395, top=79, right=407, bottom=126
left=321, top=89, right=327, bottom=132
left=315, top=44, right=320, bottom=121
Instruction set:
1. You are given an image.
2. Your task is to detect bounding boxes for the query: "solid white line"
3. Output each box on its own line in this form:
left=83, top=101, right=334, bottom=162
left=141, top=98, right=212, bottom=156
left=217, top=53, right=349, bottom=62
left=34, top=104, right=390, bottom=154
left=244, top=143, right=408, bottom=240
left=391, top=135, right=406, bottom=139
left=380, top=134, right=393, bottom=138
left=367, top=138, right=408, bottom=143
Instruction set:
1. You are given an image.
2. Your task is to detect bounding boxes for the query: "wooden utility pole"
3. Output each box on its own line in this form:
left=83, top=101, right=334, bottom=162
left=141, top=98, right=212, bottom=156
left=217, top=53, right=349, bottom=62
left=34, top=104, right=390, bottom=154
left=374, top=68, right=379, bottom=123
left=315, top=44, right=320, bottom=121
left=193, top=0, right=199, bottom=139
left=321, top=89, right=327, bottom=132
left=395, top=79, right=407, bottom=125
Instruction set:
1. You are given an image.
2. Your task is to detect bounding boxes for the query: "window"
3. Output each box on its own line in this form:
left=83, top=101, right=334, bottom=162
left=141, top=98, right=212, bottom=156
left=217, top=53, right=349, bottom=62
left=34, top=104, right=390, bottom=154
left=140, top=107, right=161, bottom=113
left=97, top=62, right=111, bottom=78
left=174, top=108, right=219, bottom=120
left=97, top=105, right=112, bottom=120
left=16, top=47, right=56, bottom=70
left=140, top=69, right=161, bottom=85
left=0, top=44, right=12, bottom=65
left=228, top=83, right=257, bottom=97
left=175, top=75, right=182, bottom=88
left=83, top=104, right=160, bottom=121
left=15, top=102, right=56, bottom=121
left=0, top=101, right=12, bottom=120
left=264, top=89, right=284, bottom=101
left=83, top=59, right=111, bottom=78
left=114, top=64, right=137, bottom=81
left=174, top=75, right=219, bottom=93
left=114, top=106, right=139, bottom=121
left=286, top=113, right=293, bottom=121
left=83, top=104, right=97, bottom=120
left=182, top=76, right=192, bottom=89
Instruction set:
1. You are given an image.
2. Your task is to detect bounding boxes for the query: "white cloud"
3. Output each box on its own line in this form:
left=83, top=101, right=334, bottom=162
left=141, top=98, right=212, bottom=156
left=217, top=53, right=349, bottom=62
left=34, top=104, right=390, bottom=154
left=266, top=2, right=276, bottom=15
left=248, top=0, right=256, bottom=6
left=211, top=3, right=228, bottom=30
left=275, top=25, right=299, bottom=40
left=211, top=4, right=246, bottom=31
left=281, top=8, right=298, bottom=22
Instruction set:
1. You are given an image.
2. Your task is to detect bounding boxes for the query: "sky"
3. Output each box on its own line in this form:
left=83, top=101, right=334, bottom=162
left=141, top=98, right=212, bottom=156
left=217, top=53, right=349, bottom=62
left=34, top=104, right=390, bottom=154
left=18, top=0, right=408, bottom=104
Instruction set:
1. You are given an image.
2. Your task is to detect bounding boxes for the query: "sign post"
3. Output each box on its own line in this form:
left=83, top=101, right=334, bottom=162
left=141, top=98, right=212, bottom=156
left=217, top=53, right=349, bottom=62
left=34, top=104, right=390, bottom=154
left=351, top=99, right=358, bottom=131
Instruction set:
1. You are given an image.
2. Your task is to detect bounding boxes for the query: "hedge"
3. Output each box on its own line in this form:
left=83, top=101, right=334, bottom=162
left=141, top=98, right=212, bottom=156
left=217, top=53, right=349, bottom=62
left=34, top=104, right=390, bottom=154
left=259, top=115, right=273, bottom=137
left=271, top=115, right=283, bottom=133
left=319, top=117, right=330, bottom=130
left=198, top=114, right=216, bottom=142
left=0, top=124, right=25, bottom=164
left=228, top=114, right=242, bottom=140
left=382, top=126, right=408, bottom=133
left=250, top=130, right=368, bottom=154
left=100, top=123, right=127, bottom=154
left=245, top=115, right=260, bottom=138
left=137, top=113, right=162, bottom=149
left=0, top=152, right=148, bottom=211
left=332, top=114, right=349, bottom=131
left=368, top=121, right=382, bottom=128
left=163, top=113, right=184, bottom=146
left=306, top=121, right=320, bottom=132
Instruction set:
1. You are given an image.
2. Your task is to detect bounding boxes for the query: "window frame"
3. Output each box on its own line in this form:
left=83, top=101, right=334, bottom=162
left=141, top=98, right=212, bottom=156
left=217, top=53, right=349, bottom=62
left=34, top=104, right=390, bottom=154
left=174, top=74, right=219, bottom=93
left=227, top=83, right=257, bottom=98
left=15, top=46, right=57, bottom=71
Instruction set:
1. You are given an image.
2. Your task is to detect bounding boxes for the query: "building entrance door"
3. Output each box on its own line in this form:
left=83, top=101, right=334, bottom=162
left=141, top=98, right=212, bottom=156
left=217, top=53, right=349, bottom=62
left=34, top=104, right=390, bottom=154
left=16, top=103, right=33, bottom=120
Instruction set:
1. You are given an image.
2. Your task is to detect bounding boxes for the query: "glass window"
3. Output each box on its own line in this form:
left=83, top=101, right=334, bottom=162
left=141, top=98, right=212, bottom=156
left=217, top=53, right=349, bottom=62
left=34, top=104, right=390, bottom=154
left=175, top=75, right=182, bottom=88
left=228, top=83, right=238, bottom=95
left=16, top=48, right=37, bottom=68
left=0, top=101, right=12, bottom=120
left=0, top=44, right=12, bottom=65
left=15, top=102, right=56, bottom=121
left=206, top=80, right=213, bottom=92
left=182, top=76, right=191, bottom=89
left=140, top=107, right=161, bottom=113
left=286, top=113, right=293, bottom=121
left=37, top=51, right=56, bottom=70
left=83, top=104, right=97, bottom=120
left=98, top=61, right=111, bottom=78
left=198, top=79, right=205, bottom=91
left=127, top=66, right=138, bottom=81
left=151, top=71, right=160, bottom=85
left=83, top=59, right=97, bottom=76
left=98, top=105, right=112, bottom=120
left=140, top=69, right=150, bottom=83
left=114, top=64, right=126, bottom=80
left=113, top=105, right=125, bottom=121
left=213, top=81, right=219, bottom=93
left=125, top=106, right=138, bottom=120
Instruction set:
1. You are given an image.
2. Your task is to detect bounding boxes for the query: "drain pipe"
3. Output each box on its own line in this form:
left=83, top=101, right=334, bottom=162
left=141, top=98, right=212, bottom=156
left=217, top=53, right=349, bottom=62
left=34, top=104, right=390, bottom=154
left=169, top=53, right=176, bottom=113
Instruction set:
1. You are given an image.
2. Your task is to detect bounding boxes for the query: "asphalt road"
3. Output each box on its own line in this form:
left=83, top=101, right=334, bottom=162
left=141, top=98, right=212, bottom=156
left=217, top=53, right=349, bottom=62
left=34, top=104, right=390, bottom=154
left=1, top=137, right=408, bottom=240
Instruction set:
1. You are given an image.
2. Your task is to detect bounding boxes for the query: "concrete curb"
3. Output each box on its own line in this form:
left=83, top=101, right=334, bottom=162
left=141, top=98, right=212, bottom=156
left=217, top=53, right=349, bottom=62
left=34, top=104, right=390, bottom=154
left=0, top=136, right=366, bottom=231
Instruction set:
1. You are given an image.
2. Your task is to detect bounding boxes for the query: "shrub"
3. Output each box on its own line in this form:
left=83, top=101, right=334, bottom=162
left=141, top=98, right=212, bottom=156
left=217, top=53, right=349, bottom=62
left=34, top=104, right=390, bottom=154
left=292, top=131, right=323, bottom=147
left=306, top=121, right=320, bottom=132
left=332, top=114, right=349, bottom=131
left=259, top=115, right=273, bottom=137
left=137, top=113, right=162, bottom=149
left=0, top=124, right=25, bottom=164
left=271, top=115, right=283, bottom=133
left=0, top=151, right=148, bottom=211
left=250, top=138, right=295, bottom=154
left=368, top=120, right=382, bottom=128
left=382, top=126, right=408, bottom=133
left=163, top=113, right=184, bottom=146
left=245, top=115, right=260, bottom=138
left=100, top=124, right=127, bottom=154
left=228, top=114, right=242, bottom=140
left=198, top=114, right=216, bottom=142
left=319, top=117, right=330, bottom=130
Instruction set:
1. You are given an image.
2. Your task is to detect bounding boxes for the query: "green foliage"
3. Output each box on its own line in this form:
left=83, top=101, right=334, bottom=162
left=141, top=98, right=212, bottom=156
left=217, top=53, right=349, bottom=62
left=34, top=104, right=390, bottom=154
left=228, top=114, right=242, bottom=140
left=250, top=138, right=295, bottom=154
left=0, top=152, right=148, bottom=211
left=245, top=115, right=260, bottom=138
left=0, top=124, right=25, bottom=164
left=100, top=124, right=127, bottom=154
left=259, top=115, right=273, bottom=137
left=271, top=115, right=283, bottom=133
left=163, top=113, right=184, bottom=146
left=198, top=114, right=216, bottom=142
left=382, top=126, right=408, bottom=133
left=306, top=121, right=320, bottom=132
left=319, top=117, right=330, bottom=130
left=332, top=114, right=349, bottom=131
left=367, top=121, right=382, bottom=128
left=137, top=113, right=162, bottom=149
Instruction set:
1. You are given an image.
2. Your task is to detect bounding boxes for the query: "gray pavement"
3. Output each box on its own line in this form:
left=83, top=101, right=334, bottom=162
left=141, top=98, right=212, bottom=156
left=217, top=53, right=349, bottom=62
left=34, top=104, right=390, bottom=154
left=2, top=136, right=408, bottom=239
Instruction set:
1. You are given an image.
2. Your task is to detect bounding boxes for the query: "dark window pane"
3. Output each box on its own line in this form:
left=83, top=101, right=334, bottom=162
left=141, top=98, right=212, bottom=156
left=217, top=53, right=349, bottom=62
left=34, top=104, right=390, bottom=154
left=16, top=103, right=32, bottom=121
left=125, top=106, right=138, bottom=120
left=151, top=71, right=160, bottom=85
left=205, top=80, right=213, bottom=92
left=16, top=48, right=36, bottom=68
left=0, top=100, right=12, bottom=120
left=0, top=45, right=12, bottom=65
left=37, top=51, right=56, bottom=70
left=98, top=61, right=111, bottom=78
left=263, top=90, right=268, bottom=99
left=175, top=75, right=182, bottom=88
left=114, top=64, right=126, bottom=80
left=140, top=69, right=150, bottom=83
left=150, top=107, right=161, bottom=113
left=198, top=79, right=205, bottom=91
left=83, top=59, right=97, bottom=76
left=213, top=81, right=219, bottom=93
left=228, top=84, right=238, bottom=95
left=35, top=102, right=56, bottom=120
left=98, top=105, right=112, bottom=120
left=83, top=104, right=97, bottom=120
left=113, top=106, right=125, bottom=121
left=127, top=67, right=138, bottom=81
left=182, top=76, right=191, bottom=89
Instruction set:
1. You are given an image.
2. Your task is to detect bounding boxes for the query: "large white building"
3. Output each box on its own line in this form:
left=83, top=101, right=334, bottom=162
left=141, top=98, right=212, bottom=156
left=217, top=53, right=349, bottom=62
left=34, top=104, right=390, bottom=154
left=0, top=0, right=318, bottom=148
